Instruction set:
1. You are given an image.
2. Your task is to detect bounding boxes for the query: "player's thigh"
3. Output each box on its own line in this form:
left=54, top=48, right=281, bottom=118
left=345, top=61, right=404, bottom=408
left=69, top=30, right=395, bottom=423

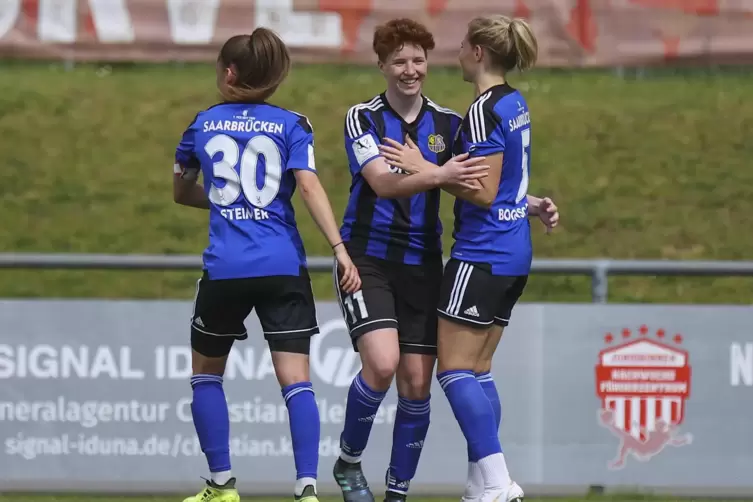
left=436, top=259, right=501, bottom=372
left=190, top=272, right=254, bottom=364
left=477, top=276, right=528, bottom=373
left=476, top=325, right=503, bottom=374
left=357, top=328, right=400, bottom=389
left=336, top=254, right=401, bottom=386
left=255, top=272, right=319, bottom=387
left=391, top=259, right=440, bottom=398
left=493, top=275, right=529, bottom=328
left=335, top=254, right=400, bottom=353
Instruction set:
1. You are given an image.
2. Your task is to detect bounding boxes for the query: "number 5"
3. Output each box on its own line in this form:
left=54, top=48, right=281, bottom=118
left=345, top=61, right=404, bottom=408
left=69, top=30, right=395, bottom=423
left=515, top=128, right=530, bottom=204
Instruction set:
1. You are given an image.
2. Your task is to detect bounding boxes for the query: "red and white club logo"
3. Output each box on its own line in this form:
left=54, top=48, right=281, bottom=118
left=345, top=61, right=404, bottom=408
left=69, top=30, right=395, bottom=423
left=595, top=325, right=693, bottom=470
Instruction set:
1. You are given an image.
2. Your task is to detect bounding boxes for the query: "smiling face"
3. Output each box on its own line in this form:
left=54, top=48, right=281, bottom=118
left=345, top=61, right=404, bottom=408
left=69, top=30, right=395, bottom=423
left=379, top=43, right=427, bottom=98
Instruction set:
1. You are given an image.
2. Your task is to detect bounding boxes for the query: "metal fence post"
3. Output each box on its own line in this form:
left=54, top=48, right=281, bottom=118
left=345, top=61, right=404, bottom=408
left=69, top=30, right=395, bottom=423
left=591, top=261, right=609, bottom=303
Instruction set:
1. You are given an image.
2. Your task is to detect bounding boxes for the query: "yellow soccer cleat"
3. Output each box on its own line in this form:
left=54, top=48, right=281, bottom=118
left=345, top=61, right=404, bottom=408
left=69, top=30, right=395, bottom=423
left=183, top=478, right=240, bottom=502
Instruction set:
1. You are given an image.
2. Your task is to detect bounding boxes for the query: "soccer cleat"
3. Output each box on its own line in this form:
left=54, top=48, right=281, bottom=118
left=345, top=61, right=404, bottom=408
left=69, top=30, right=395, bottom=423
left=384, top=490, right=407, bottom=502
left=333, top=458, right=375, bottom=502
left=384, top=467, right=408, bottom=502
left=478, top=488, right=505, bottom=502
left=506, top=481, right=524, bottom=502
left=295, top=484, right=319, bottom=502
left=182, top=478, right=240, bottom=502
left=473, top=481, right=523, bottom=502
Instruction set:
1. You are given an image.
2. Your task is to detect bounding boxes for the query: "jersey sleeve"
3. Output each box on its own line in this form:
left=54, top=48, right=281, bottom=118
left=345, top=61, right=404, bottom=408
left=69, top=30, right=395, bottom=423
left=174, top=113, right=201, bottom=180
left=343, top=105, right=381, bottom=175
left=287, top=115, right=317, bottom=173
left=463, top=98, right=505, bottom=157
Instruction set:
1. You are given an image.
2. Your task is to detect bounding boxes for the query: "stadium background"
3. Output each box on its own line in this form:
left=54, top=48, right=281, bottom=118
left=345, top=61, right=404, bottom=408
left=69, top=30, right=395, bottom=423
left=1, top=0, right=752, bottom=501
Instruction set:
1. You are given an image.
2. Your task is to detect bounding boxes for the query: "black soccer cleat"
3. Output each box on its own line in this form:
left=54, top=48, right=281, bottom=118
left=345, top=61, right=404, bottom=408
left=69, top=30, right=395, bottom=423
left=383, top=490, right=407, bottom=502
left=333, top=458, right=375, bottom=502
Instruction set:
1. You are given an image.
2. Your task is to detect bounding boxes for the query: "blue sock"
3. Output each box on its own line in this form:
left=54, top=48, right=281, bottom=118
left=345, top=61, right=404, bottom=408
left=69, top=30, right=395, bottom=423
left=340, top=371, right=387, bottom=461
left=387, top=396, right=431, bottom=494
left=469, top=371, right=502, bottom=462
left=282, top=382, right=320, bottom=481
left=437, top=370, right=501, bottom=462
left=190, top=374, right=231, bottom=474
left=476, top=371, right=501, bottom=428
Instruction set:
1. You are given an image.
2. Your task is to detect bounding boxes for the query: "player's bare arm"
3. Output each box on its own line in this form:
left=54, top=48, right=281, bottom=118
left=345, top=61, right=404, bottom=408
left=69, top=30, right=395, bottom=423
left=361, top=152, right=488, bottom=198
left=378, top=136, right=491, bottom=195
left=293, top=170, right=361, bottom=294
left=446, top=153, right=503, bottom=208
left=173, top=164, right=209, bottom=209
left=380, top=136, right=501, bottom=208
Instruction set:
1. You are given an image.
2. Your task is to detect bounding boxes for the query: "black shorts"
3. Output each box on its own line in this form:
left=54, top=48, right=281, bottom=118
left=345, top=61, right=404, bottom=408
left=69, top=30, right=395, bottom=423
left=191, top=268, right=319, bottom=357
left=333, top=252, right=442, bottom=355
left=437, top=258, right=528, bottom=329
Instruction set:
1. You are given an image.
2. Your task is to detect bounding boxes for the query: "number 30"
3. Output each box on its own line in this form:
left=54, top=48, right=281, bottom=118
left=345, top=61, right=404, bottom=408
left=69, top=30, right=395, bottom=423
left=204, top=133, right=282, bottom=208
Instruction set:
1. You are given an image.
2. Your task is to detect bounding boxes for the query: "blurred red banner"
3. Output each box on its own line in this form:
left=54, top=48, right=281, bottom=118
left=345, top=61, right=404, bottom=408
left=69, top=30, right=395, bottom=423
left=0, top=0, right=751, bottom=66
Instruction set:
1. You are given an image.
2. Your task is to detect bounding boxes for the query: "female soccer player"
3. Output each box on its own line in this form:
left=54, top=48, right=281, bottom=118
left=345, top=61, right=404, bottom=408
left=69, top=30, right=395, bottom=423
left=333, top=18, right=487, bottom=502
left=334, top=17, right=555, bottom=502
left=173, top=28, right=361, bottom=502
left=379, top=15, right=556, bottom=502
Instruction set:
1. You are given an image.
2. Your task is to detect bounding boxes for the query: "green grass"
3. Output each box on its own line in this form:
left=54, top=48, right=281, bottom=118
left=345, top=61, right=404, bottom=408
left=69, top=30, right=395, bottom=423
left=1, top=62, right=751, bottom=303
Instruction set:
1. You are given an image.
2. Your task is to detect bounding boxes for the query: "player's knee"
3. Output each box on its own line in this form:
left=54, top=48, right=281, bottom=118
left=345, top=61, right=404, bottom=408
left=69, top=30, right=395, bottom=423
left=356, top=330, right=400, bottom=390
left=474, top=358, right=493, bottom=375
left=361, top=355, right=399, bottom=390
left=395, top=370, right=431, bottom=400
left=268, top=339, right=311, bottom=387
left=396, top=354, right=434, bottom=400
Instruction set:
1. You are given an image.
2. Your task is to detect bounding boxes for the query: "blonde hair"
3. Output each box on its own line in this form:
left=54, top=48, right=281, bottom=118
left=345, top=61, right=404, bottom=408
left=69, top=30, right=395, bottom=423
left=467, top=15, right=538, bottom=72
left=217, top=28, right=291, bottom=102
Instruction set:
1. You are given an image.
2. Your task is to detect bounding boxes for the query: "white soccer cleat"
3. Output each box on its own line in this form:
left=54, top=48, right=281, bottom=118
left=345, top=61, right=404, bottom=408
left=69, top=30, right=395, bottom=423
left=506, top=481, right=524, bottom=501
left=468, top=482, right=523, bottom=502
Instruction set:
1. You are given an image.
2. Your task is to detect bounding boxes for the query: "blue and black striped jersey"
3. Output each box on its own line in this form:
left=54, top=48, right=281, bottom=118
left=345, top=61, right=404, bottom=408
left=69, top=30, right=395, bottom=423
left=451, top=83, right=533, bottom=276
left=340, top=93, right=462, bottom=265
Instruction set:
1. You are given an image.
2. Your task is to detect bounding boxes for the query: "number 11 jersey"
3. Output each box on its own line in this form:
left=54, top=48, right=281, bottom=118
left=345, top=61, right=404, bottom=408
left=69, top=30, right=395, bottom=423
left=175, top=102, right=317, bottom=280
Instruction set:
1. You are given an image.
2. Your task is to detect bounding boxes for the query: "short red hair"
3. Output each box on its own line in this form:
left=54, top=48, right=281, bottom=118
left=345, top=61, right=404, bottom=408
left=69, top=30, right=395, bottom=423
left=372, top=18, right=435, bottom=62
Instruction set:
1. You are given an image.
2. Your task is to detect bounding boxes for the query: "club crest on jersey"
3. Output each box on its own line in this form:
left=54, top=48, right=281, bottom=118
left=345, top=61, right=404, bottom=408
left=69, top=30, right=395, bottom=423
left=427, top=134, right=445, bottom=153
left=595, top=325, right=693, bottom=470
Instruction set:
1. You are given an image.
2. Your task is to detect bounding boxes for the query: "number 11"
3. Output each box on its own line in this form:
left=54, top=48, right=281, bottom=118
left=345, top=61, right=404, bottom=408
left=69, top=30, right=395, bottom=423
left=343, top=290, right=368, bottom=323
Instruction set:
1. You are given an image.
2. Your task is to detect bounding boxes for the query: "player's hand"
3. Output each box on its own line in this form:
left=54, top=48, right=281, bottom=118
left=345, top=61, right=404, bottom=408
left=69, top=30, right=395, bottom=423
left=438, top=153, right=489, bottom=190
left=334, top=245, right=361, bottom=294
left=379, top=136, right=429, bottom=174
left=538, top=197, right=559, bottom=234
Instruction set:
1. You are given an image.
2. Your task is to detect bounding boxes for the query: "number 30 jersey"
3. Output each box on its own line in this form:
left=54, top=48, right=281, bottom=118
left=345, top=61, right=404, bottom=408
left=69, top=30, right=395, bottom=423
left=175, top=102, right=317, bottom=280
left=451, top=84, right=533, bottom=276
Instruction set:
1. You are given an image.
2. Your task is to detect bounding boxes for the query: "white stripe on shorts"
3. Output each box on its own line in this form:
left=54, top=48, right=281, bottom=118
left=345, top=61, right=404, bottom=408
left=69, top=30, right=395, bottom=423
left=447, top=262, right=474, bottom=316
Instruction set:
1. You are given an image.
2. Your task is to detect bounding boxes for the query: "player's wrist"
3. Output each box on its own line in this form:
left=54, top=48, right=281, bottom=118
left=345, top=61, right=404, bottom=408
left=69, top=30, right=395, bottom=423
left=526, top=195, right=541, bottom=215
left=433, top=167, right=450, bottom=186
